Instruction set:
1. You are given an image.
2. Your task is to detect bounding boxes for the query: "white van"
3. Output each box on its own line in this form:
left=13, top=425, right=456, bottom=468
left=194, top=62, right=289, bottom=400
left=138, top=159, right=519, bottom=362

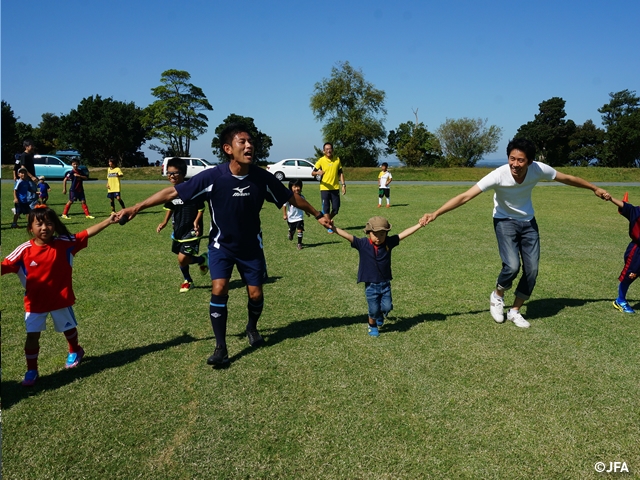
left=161, top=157, right=216, bottom=179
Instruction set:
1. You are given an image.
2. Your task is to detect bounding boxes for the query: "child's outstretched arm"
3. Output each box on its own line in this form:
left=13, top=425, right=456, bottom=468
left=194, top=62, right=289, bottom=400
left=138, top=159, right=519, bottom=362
left=157, top=210, right=172, bottom=233
left=398, top=223, right=424, bottom=241
left=331, top=223, right=354, bottom=243
left=85, top=213, right=118, bottom=238
left=608, top=196, right=624, bottom=209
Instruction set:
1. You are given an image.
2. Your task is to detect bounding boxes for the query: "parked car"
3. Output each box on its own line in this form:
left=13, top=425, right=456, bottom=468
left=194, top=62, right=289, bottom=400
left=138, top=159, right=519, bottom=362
left=266, top=158, right=320, bottom=181
left=162, top=157, right=216, bottom=179
left=33, top=155, right=90, bottom=180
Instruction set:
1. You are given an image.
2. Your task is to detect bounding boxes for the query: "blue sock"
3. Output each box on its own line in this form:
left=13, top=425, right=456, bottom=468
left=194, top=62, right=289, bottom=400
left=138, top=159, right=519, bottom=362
left=618, top=280, right=632, bottom=303
left=210, top=294, right=229, bottom=347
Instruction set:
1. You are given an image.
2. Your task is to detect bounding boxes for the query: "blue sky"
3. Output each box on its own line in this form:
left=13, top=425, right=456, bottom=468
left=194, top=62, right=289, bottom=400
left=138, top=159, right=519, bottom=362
left=2, top=0, right=638, bottom=164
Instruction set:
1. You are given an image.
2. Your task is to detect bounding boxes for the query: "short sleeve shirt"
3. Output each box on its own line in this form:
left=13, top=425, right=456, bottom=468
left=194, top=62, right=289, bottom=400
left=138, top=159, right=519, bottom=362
left=1, top=231, right=89, bottom=313
left=107, top=167, right=124, bottom=192
left=314, top=156, right=343, bottom=191
left=476, top=162, right=557, bottom=221
left=174, top=163, right=293, bottom=258
left=351, top=235, right=400, bottom=283
left=378, top=171, right=392, bottom=188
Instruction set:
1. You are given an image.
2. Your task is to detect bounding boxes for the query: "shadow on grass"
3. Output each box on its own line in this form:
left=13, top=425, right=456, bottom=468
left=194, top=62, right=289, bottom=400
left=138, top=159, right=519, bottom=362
left=524, top=297, right=612, bottom=320
left=1, top=333, right=206, bottom=410
left=225, top=311, right=446, bottom=365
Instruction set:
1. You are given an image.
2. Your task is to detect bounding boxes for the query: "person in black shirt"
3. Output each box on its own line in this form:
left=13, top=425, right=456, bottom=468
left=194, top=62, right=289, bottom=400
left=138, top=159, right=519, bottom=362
left=156, top=158, right=208, bottom=293
left=14, top=139, right=37, bottom=182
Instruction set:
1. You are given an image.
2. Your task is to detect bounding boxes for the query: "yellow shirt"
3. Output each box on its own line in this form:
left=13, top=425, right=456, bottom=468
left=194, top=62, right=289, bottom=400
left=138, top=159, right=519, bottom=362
left=314, top=156, right=343, bottom=191
left=107, top=167, right=123, bottom=192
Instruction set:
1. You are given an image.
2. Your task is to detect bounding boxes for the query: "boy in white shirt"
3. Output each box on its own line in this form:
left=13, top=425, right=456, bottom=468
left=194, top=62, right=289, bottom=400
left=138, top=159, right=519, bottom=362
left=377, top=162, right=392, bottom=208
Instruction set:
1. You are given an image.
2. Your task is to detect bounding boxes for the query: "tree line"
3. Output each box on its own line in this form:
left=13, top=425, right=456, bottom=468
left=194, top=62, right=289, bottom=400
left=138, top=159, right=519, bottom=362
left=2, top=64, right=639, bottom=168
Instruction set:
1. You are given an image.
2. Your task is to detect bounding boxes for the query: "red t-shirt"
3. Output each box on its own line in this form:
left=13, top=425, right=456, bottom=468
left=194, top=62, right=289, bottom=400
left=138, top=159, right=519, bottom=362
left=1, top=231, right=89, bottom=313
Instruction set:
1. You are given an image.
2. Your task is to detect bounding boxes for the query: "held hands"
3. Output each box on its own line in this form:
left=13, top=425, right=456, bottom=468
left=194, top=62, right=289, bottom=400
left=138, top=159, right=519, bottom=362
left=419, top=213, right=437, bottom=226
left=317, top=214, right=332, bottom=229
left=595, top=188, right=611, bottom=201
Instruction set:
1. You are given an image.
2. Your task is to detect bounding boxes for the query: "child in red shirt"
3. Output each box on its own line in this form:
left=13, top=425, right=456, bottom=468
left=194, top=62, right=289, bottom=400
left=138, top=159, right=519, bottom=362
left=1, top=206, right=117, bottom=386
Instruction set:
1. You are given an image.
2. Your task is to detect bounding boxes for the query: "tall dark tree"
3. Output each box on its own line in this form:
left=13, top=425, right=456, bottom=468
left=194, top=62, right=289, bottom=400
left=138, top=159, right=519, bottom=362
left=35, top=113, right=67, bottom=154
left=2, top=100, right=19, bottom=164
left=386, top=109, right=442, bottom=166
left=598, top=89, right=640, bottom=167
left=62, top=95, right=149, bottom=166
left=211, top=114, right=273, bottom=165
left=310, top=61, right=387, bottom=167
left=568, top=119, right=605, bottom=166
left=515, top=97, right=576, bottom=166
left=143, top=69, right=213, bottom=157
left=436, top=117, right=502, bottom=167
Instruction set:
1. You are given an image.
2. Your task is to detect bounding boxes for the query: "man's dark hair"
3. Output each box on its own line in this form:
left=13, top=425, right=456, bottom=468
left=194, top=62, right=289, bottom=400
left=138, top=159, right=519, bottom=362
left=323, top=142, right=333, bottom=149
left=167, top=157, right=187, bottom=176
left=219, top=123, right=251, bottom=160
left=506, top=138, right=536, bottom=163
left=288, top=178, right=303, bottom=190
left=23, top=139, right=35, bottom=148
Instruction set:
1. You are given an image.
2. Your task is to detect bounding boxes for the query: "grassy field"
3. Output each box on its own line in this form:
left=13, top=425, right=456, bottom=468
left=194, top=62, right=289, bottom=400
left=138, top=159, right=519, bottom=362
left=1, top=181, right=639, bottom=479
left=4, top=164, right=640, bottom=182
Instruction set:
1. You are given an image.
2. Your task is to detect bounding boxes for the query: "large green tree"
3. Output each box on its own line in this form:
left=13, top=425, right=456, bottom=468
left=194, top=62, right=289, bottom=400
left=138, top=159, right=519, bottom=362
left=598, top=89, right=640, bottom=167
left=435, top=117, right=502, bottom=167
left=36, top=113, right=67, bottom=154
left=143, top=69, right=213, bottom=157
left=386, top=110, right=442, bottom=166
left=310, top=61, right=387, bottom=167
left=210, top=114, right=273, bottom=165
left=62, top=95, right=148, bottom=166
left=2, top=100, right=19, bottom=164
left=568, top=119, right=605, bottom=166
left=515, top=97, right=576, bottom=166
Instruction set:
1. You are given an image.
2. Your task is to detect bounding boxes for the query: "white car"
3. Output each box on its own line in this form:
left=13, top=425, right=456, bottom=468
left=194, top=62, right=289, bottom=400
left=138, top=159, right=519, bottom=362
left=162, top=157, right=216, bottom=179
left=266, top=158, right=320, bottom=181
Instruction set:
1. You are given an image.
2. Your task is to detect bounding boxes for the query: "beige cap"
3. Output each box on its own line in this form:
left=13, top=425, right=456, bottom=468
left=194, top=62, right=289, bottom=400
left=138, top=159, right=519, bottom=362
left=365, top=216, right=391, bottom=233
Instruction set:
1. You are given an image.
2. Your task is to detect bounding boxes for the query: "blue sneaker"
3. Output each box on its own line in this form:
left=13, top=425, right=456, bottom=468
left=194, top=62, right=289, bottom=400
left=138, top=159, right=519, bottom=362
left=613, top=300, right=635, bottom=314
left=327, top=228, right=334, bottom=234
left=22, top=369, right=39, bottom=386
left=65, top=347, right=85, bottom=369
left=368, top=325, right=379, bottom=337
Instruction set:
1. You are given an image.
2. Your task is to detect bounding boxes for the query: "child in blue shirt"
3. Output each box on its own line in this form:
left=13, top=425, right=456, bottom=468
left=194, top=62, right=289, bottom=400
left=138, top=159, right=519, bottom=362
left=37, top=176, right=51, bottom=204
left=332, top=216, right=424, bottom=336
left=12, top=168, right=37, bottom=228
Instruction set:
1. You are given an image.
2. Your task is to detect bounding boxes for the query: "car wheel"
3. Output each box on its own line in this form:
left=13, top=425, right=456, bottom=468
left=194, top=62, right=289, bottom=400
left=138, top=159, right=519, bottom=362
left=274, top=171, right=285, bottom=181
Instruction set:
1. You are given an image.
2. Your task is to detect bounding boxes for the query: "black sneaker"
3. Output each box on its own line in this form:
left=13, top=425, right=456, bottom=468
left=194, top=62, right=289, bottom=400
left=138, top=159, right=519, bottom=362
left=246, top=329, right=264, bottom=347
left=207, top=345, right=229, bottom=365
left=288, top=231, right=293, bottom=241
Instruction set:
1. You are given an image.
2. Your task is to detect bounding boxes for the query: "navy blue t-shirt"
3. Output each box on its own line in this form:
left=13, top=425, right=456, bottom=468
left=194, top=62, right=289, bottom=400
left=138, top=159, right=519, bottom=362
left=351, top=235, right=400, bottom=283
left=174, top=163, right=293, bottom=258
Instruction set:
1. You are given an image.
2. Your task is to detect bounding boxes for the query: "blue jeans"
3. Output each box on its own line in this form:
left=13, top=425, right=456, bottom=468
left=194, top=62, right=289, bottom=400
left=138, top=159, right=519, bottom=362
left=493, top=217, right=540, bottom=300
left=365, top=281, right=393, bottom=322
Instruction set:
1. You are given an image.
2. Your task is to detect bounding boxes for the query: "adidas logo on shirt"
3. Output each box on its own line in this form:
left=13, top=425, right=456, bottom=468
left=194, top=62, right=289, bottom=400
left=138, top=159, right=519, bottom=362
left=30, top=261, right=38, bottom=267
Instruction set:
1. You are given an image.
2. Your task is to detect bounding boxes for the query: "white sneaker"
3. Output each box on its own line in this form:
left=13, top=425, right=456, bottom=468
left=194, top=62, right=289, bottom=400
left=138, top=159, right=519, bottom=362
left=507, top=309, right=530, bottom=328
left=490, top=292, right=505, bottom=323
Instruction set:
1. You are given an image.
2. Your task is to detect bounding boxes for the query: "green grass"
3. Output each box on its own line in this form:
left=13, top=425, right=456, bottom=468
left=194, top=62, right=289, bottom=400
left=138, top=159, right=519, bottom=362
left=1, top=182, right=639, bottom=479
left=4, top=164, right=640, bottom=182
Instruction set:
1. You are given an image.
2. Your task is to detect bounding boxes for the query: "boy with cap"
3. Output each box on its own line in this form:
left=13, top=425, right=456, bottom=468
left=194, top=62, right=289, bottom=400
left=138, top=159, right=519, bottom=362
left=332, top=216, right=424, bottom=336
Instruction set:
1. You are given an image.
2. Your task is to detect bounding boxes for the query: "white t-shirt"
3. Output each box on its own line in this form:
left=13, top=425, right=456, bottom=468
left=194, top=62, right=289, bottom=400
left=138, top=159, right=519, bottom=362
left=378, top=171, right=392, bottom=189
left=285, top=194, right=305, bottom=222
left=476, top=162, right=557, bottom=221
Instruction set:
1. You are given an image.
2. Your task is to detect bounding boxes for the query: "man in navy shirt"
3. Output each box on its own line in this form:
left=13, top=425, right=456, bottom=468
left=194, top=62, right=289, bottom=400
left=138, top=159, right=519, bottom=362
left=117, top=124, right=331, bottom=366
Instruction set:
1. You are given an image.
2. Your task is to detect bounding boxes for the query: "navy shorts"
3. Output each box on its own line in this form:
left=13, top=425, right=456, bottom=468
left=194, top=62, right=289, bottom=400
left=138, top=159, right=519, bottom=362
left=69, top=191, right=86, bottom=202
left=14, top=202, right=31, bottom=215
left=107, top=192, right=122, bottom=199
left=208, top=246, right=266, bottom=286
left=619, top=242, right=640, bottom=282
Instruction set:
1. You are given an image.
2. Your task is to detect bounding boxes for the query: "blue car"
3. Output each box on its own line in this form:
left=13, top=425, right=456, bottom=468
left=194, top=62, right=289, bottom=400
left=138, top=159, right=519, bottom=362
left=33, top=155, right=90, bottom=179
